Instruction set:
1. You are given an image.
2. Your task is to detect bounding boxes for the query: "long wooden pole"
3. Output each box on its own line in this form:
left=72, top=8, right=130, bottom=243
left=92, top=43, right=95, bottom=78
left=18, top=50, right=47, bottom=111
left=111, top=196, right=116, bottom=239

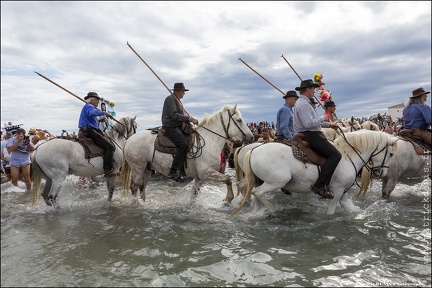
left=238, top=58, right=285, bottom=95
left=280, top=55, right=324, bottom=108
left=126, top=41, right=191, bottom=117
left=34, top=71, right=123, bottom=125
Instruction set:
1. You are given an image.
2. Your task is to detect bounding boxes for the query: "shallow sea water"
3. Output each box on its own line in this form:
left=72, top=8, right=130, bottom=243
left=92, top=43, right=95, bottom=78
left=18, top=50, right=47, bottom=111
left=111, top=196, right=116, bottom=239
left=1, top=169, right=431, bottom=287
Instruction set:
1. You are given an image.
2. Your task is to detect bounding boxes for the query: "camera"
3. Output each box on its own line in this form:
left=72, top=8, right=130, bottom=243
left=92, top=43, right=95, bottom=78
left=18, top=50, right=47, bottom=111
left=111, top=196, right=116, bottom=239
left=23, top=135, right=30, bottom=140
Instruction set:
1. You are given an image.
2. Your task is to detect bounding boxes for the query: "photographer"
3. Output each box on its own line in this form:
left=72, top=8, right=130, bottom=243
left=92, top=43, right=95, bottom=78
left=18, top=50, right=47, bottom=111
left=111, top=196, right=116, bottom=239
left=6, top=128, right=35, bottom=190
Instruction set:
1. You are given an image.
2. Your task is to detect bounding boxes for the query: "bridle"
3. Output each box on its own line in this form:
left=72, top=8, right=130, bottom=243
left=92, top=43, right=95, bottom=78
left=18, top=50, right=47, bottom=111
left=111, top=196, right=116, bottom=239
left=200, top=108, right=249, bottom=142
left=187, top=109, right=249, bottom=159
left=337, top=129, right=394, bottom=182
left=106, top=118, right=137, bottom=151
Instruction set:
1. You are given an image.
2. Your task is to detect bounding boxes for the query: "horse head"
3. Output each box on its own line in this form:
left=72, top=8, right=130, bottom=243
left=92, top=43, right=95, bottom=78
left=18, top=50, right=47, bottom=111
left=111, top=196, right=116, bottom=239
left=224, top=104, right=254, bottom=144
left=108, top=116, right=138, bottom=140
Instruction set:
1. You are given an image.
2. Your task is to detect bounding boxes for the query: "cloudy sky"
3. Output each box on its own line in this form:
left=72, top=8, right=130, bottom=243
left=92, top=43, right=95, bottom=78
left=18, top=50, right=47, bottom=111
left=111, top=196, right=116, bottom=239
left=1, top=1, right=431, bottom=136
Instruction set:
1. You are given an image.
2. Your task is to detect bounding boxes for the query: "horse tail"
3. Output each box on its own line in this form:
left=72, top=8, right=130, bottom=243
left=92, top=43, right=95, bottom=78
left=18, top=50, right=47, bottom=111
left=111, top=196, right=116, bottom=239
left=356, top=165, right=372, bottom=200
left=231, top=150, right=255, bottom=216
left=32, top=156, right=43, bottom=208
left=120, top=153, right=131, bottom=199
left=234, top=146, right=243, bottom=182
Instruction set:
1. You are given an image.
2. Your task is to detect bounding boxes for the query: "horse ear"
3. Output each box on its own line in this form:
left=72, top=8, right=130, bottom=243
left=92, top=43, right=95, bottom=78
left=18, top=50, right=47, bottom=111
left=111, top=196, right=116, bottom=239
left=133, top=116, right=137, bottom=121
left=231, top=104, right=238, bottom=114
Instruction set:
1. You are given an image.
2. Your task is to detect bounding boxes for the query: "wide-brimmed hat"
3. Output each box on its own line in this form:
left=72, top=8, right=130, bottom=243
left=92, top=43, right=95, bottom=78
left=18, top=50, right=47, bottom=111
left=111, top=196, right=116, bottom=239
left=295, top=79, right=320, bottom=91
left=84, top=92, right=100, bottom=100
left=172, top=83, right=189, bottom=91
left=410, top=87, right=430, bottom=98
left=28, top=127, right=37, bottom=135
left=310, top=98, right=318, bottom=105
left=324, top=101, right=336, bottom=108
left=36, top=130, right=47, bottom=140
left=283, top=90, right=299, bottom=99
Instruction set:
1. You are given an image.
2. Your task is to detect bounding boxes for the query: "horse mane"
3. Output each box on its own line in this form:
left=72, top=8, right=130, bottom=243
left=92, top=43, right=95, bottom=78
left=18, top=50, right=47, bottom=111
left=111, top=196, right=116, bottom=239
left=334, top=130, right=391, bottom=159
left=196, top=105, right=238, bottom=128
left=106, top=116, right=136, bottom=138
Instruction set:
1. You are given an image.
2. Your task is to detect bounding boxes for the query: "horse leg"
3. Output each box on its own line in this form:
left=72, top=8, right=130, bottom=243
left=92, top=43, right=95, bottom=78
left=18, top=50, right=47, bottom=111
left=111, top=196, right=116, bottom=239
left=252, top=190, right=277, bottom=216
left=192, top=178, right=203, bottom=197
left=381, top=176, right=397, bottom=199
left=139, top=169, right=152, bottom=202
left=249, top=182, right=279, bottom=215
left=224, top=177, right=234, bottom=204
left=338, top=192, right=360, bottom=212
left=46, top=182, right=62, bottom=209
left=42, top=177, right=53, bottom=206
left=106, top=177, right=116, bottom=201
left=326, top=189, right=345, bottom=215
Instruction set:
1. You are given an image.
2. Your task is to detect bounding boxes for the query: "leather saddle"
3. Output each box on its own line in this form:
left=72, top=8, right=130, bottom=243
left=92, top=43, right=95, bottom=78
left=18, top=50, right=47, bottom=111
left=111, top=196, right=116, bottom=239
left=398, top=129, right=431, bottom=155
left=290, top=133, right=326, bottom=166
left=150, top=127, right=194, bottom=156
left=72, top=131, right=115, bottom=159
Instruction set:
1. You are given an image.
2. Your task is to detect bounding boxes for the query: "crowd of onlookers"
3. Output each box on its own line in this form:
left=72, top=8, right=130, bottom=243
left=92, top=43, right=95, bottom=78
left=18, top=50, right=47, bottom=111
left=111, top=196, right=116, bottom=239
left=247, top=112, right=406, bottom=138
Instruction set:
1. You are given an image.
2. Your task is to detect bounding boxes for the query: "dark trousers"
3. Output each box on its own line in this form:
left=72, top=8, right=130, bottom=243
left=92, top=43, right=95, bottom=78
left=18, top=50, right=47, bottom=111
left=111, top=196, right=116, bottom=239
left=302, top=131, right=342, bottom=186
left=164, top=126, right=188, bottom=171
left=81, top=126, right=115, bottom=170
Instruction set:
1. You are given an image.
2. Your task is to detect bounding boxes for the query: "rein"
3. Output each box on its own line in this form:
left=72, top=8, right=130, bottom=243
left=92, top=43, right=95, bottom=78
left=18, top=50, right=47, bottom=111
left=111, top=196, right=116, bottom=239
left=187, top=109, right=249, bottom=160
left=336, top=129, right=393, bottom=187
left=105, top=118, right=136, bottom=151
left=199, top=109, right=248, bottom=142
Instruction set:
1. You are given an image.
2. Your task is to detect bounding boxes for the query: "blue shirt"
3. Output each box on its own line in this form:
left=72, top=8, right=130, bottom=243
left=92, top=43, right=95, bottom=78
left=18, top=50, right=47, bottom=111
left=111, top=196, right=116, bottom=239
left=78, top=103, right=106, bottom=129
left=403, top=104, right=431, bottom=130
left=276, top=103, right=295, bottom=139
left=293, top=95, right=330, bottom=133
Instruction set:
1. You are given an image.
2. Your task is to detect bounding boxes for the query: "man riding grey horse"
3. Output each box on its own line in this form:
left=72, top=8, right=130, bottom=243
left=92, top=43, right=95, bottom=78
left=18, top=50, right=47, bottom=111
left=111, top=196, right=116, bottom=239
left=161, top=83, right=199, bottom=183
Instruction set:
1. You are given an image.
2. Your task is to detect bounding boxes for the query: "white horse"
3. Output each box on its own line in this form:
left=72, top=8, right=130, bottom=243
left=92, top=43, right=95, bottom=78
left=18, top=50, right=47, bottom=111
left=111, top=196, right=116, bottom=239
left=360, top=120, right=380, bottom=131
left=121, top=105, right=254, bottom=203
left=357, top=137, right=431, bottom=199
left=233, top=130, right=398, bottom=215
left=32, top=116, right=138, bottom=208
left=338, top=116, right=362, bottom=132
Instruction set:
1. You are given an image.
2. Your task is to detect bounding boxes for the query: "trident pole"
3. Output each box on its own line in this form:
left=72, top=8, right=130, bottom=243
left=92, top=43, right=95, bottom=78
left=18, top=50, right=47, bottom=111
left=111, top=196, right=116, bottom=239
left=126, top=41, right=191, bottom=117
left=281, top=55, right=324, bottom=108
left=238, top=58, right=285, bottom=95
left=34, top=71, right=124, bottom=125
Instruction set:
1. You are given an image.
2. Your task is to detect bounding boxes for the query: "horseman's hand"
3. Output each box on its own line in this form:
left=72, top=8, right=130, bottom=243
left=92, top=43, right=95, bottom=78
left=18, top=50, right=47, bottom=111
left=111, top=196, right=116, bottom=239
left=330, top=123, right=339, bottom=130
left=190, top=117, right=198, bottom=125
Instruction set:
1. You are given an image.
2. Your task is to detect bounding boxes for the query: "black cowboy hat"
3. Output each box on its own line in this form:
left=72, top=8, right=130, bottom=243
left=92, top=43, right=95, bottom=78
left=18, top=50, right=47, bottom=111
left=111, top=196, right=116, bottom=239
left=84, top=92, right=100, bottom=100
left=172, top=83, right=189, bottom=91
left=295, top=79, right=320, bottom=91
left=283, top=90, right=299, bottom=99
left=410, top=87, right=430, bottom=98
left=324, top=101, right=336, bottom=108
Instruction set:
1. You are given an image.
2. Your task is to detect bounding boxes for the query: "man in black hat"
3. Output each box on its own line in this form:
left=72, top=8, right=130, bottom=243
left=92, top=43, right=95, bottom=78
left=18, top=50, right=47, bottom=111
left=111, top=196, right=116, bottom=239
left=275, top=90, right=298, bottom=141
left=78, top=92, right=116, bottom=177
left=403, top=87, right=431, bottom=145
left=293, top=79, right=341, bottom=199
left=161, top=83, right=199, bottom=182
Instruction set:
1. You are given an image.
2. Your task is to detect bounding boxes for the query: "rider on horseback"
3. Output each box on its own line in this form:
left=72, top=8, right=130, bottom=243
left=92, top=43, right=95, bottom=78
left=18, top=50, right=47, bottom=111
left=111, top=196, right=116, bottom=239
left=403, top=87, right=431, bottom=146
left=78, top=92, right=116, bottom=177
left=293, top=79, right=341, bottom=199
left=161, top=83, right=199, bottom=183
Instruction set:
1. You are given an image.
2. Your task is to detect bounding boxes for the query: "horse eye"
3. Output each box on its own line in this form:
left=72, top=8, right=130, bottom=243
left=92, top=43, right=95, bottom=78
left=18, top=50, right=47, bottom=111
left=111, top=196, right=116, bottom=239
left=237, top=118, right=242, bottom=122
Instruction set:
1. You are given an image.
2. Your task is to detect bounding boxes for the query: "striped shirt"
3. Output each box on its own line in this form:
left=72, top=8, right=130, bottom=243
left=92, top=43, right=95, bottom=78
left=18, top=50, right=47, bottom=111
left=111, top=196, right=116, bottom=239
left=293, top=95, right=331, bottom=133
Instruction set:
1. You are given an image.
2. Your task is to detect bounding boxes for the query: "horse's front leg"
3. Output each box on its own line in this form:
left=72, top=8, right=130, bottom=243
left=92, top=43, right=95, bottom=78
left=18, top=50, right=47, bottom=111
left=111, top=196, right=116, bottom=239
left=207, top=169, right=234, bottom=203
left=326, top=188, right=345, bottom=215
